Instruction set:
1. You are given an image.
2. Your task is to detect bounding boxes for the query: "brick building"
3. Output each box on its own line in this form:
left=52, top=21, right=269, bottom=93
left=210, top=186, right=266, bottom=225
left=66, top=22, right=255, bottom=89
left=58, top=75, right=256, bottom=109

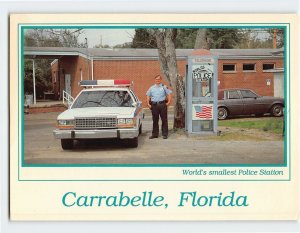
left=25, top=47, right=284, bottom=106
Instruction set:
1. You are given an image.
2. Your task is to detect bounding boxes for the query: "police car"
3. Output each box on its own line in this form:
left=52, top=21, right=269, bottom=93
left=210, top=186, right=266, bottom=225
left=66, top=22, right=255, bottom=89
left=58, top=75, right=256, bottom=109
left=53, top=80, right=143, bottom=150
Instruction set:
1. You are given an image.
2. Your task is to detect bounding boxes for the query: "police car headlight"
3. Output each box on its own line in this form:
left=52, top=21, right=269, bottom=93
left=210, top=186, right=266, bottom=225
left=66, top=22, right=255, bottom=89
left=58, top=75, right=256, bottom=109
left=117, top=119, right=126, bottom=124
left=126, top=119, right=134, bottom=124
left=58, top=120, right=74, bottom=125
left=117, top=118, right=135, bottom=128
left=57, top=120, right=74, bottom=129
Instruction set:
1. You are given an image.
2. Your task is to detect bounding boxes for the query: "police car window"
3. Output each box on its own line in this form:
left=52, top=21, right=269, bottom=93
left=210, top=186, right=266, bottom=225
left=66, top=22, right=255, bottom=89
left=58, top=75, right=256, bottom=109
left=72, top=91, right=133, bottom=108
left=228, top=90, right=240, bottom=99
left=240, top=90, right=258, bottom=98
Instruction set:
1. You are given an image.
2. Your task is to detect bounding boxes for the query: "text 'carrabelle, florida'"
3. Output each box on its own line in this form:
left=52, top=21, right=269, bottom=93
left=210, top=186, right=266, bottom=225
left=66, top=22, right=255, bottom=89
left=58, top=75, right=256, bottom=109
left=62, top=191, right=249, bottom=208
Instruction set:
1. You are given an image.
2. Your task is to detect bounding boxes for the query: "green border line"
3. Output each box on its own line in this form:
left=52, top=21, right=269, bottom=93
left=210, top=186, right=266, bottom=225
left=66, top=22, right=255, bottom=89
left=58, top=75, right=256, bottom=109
left=19, top=23, right=290, bottom=181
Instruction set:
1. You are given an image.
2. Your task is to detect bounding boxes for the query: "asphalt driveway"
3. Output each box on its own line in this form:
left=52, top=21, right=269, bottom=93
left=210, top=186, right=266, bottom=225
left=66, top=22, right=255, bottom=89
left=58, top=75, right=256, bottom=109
left=24, top=112, right=284, bottom=165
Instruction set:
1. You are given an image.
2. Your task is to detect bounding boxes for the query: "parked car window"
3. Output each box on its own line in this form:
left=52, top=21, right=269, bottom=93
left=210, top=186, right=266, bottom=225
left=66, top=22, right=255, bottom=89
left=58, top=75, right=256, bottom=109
left=227, top=90, right=240, bottom=99
left=72, top=90, right=133, bottom=108
left=240, top=90, right=258, bottom=98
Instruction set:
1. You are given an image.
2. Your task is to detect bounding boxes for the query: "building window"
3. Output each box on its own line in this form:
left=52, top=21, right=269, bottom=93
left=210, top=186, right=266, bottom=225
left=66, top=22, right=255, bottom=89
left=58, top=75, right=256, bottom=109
left=243, top=63, right=256, bottom=72
left=80, top=69, right=83, bottom=81
left=263, top=63, right=275, bottom=71
left=223, top=64, right=236, bottom=72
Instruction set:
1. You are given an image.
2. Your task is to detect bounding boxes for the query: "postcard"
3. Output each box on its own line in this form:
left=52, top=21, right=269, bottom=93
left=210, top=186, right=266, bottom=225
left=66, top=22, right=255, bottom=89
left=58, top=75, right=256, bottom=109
left=10, top=13, right=299, bottom=220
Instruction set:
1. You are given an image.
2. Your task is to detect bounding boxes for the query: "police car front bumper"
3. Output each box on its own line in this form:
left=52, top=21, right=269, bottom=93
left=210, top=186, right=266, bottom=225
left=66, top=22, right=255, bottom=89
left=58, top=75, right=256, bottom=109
left=53, top=128, right=139, bottom=139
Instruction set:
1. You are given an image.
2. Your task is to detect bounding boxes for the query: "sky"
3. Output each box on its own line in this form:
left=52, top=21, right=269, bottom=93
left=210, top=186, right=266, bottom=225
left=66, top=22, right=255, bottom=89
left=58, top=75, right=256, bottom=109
left=78, top=29, right=135, bottom=48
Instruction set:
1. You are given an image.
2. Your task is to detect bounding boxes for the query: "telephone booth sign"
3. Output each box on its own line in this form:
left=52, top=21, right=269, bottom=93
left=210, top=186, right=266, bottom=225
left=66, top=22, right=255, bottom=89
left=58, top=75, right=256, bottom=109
left=186, top=54, right=218, bottom=134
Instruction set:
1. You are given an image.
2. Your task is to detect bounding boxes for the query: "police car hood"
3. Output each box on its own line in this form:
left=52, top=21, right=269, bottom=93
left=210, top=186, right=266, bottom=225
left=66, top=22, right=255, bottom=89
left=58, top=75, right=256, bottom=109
left=57, top=107, right=136, bottom=120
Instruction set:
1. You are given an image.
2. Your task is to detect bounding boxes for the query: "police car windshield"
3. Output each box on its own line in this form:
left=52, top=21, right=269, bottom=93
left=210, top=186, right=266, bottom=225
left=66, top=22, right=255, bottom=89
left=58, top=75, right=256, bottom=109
left=72, top=90, right=133, bottom=108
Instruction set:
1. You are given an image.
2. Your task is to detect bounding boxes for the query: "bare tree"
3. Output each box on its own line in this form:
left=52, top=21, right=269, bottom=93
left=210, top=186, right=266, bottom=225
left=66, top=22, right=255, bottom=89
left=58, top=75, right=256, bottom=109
left=25, top=28, right=85, bottom=47
left=147, top=28, right=185, bottom=129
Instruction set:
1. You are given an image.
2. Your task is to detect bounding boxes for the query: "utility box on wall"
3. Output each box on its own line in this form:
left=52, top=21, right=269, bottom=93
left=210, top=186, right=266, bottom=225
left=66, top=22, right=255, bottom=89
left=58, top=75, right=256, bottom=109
left=186, top=54, right=218, bottom=135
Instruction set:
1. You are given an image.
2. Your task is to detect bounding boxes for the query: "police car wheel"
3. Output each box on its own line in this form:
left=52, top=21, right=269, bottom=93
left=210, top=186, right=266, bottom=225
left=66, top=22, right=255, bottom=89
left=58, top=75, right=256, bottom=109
left=128, top=137, right=138, bottom=148
left=218, top=107, right=228, bottom=120
left=61, top=139, right=73, bottom=150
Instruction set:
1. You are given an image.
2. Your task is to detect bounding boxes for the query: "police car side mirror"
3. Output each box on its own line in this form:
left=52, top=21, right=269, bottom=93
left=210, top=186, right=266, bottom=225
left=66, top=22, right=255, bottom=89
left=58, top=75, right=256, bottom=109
left=132, top=101, right=142, bottom=107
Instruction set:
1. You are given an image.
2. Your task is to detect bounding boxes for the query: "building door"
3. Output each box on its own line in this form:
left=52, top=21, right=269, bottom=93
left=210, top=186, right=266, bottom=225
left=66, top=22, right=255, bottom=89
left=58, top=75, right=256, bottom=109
left=274, top=72, right=284, bottom=98
left=65, top=74, right=71, bottom=96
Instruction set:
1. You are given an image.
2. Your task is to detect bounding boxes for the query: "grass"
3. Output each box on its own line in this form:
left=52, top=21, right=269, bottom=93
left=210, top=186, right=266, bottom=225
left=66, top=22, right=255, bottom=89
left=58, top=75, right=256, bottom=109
left=218, top=117, right=284, bottom=134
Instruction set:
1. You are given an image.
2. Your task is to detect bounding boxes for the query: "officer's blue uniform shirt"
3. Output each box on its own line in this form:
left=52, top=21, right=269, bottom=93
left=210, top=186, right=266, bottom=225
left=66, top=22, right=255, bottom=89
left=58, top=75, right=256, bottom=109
left=146, top=84, right=172, bottom=102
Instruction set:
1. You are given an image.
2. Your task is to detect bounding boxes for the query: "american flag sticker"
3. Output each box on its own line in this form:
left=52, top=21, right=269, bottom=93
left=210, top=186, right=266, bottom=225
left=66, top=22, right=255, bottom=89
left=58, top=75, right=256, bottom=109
left=192, top=104, right=213, bottom=120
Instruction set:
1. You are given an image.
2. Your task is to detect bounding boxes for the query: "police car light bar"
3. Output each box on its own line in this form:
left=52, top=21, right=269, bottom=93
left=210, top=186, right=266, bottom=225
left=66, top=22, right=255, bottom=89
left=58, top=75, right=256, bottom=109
left=80, top=80, right=132, bottom=87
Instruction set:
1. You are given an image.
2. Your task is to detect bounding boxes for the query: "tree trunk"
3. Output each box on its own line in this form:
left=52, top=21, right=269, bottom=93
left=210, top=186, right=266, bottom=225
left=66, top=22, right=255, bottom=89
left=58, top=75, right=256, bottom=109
left=194, top=29, right=209, bottom=49
left=173, top=76, right=185, bottom=128
left=147, top=29, right=185, bottom=129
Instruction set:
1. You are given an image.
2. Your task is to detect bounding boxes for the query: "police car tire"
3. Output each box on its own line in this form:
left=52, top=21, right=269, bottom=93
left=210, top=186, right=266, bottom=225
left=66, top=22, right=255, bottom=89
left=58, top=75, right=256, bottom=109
left=61, top=139, right=73, bottom=150
left=128, top=137, right=138, bottom=148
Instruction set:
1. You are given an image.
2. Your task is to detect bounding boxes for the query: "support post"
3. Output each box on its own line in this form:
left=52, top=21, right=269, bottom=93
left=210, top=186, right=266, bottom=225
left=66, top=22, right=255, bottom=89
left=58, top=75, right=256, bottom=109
left=32, top=59, right=36, bottom=105
left=91, top=57, right=94, bottom=80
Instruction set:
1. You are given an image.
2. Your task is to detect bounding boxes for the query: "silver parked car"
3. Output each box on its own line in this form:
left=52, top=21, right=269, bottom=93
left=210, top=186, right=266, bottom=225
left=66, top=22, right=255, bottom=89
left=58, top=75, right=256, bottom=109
left=218, top=89, right=284, bottom=120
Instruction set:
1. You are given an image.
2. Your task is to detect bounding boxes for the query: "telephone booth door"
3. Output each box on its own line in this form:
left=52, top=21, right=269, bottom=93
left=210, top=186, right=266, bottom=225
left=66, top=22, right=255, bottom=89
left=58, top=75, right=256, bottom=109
left=186, top=56, right=218, bottom=134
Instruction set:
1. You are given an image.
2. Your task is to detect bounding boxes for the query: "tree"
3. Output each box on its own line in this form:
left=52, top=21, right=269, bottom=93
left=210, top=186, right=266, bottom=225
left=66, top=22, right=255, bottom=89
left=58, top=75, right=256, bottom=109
left=24, top=28, right=85, bottom=47
left=236, top=29, right=273, bottom=49
left=94, top=44, right=111, bottom=48
left=266, top=28, right=284, bottom=48
left=147, top=29, right=185, bottom=129
left=24, top=59, right=52, bottom=98
left=113, top=42, right=132, bottom=48
left=207, top=29, right=244, bottom=49
left=132, top=29, right=157, bottom=48
left=194, top=29, right=209, bottom=49
left=175, top=29, right=198, bottom=49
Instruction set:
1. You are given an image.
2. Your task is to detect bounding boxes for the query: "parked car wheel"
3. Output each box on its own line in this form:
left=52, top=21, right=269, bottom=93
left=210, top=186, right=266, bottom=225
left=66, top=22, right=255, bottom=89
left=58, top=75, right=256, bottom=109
left=218, top=107, right=228, bottom=120
left=127, top=137, right=138, bottom=148
left=61, top=139, right=73, bottom=150
left=271, top=104, right=283, bottom=117
left=139, top=124, right=142, bottom=135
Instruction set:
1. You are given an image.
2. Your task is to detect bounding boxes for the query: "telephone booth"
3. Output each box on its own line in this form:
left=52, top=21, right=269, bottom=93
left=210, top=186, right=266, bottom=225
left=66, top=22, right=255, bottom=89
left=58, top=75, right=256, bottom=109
left=186, top=51, right=218, bottom=135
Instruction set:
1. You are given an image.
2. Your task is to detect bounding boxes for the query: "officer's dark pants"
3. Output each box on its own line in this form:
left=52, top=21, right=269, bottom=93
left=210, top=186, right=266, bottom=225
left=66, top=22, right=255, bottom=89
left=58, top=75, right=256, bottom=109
left=151, top=103, right=168, bottom=137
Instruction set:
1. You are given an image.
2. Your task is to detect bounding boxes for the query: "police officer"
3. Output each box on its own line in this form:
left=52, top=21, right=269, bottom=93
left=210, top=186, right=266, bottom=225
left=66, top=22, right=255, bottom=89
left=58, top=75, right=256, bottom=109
left=146, top=75, right=172, bottom=139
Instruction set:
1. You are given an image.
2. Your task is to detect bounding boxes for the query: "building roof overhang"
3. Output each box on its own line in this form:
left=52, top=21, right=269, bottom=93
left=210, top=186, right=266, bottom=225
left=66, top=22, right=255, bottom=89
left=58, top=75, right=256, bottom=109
left=24, top=47, right=284, bottom=62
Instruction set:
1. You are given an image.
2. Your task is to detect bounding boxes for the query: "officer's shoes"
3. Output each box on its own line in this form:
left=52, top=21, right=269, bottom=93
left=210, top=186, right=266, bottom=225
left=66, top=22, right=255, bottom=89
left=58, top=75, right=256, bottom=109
left=149, top=135, right=158, bottom=139
left=163, top=136, right=168, bottom=139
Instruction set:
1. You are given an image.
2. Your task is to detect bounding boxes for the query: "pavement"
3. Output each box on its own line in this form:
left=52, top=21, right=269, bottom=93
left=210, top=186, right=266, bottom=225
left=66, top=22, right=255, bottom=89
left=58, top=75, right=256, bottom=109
left=24, top=111, right=284, bottom=165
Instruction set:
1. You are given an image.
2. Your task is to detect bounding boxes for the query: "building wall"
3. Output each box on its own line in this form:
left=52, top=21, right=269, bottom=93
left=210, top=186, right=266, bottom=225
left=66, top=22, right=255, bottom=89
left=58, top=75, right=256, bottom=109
left=91, top=59, right=187, bottom=106
left=52, top=56, right=283, bottom=106
left=218, top=58, right=284, bottom=96
left=52, top=56, right=90, bottom=100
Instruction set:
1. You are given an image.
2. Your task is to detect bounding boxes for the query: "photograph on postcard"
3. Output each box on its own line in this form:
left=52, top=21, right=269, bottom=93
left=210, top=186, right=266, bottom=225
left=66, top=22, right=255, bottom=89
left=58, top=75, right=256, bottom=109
left=23, top=27, right=285, bottom=167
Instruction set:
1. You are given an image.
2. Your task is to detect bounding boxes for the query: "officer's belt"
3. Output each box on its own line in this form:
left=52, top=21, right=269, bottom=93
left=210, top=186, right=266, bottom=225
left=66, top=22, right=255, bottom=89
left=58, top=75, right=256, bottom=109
left=151, top=101, right=166, bottom=105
